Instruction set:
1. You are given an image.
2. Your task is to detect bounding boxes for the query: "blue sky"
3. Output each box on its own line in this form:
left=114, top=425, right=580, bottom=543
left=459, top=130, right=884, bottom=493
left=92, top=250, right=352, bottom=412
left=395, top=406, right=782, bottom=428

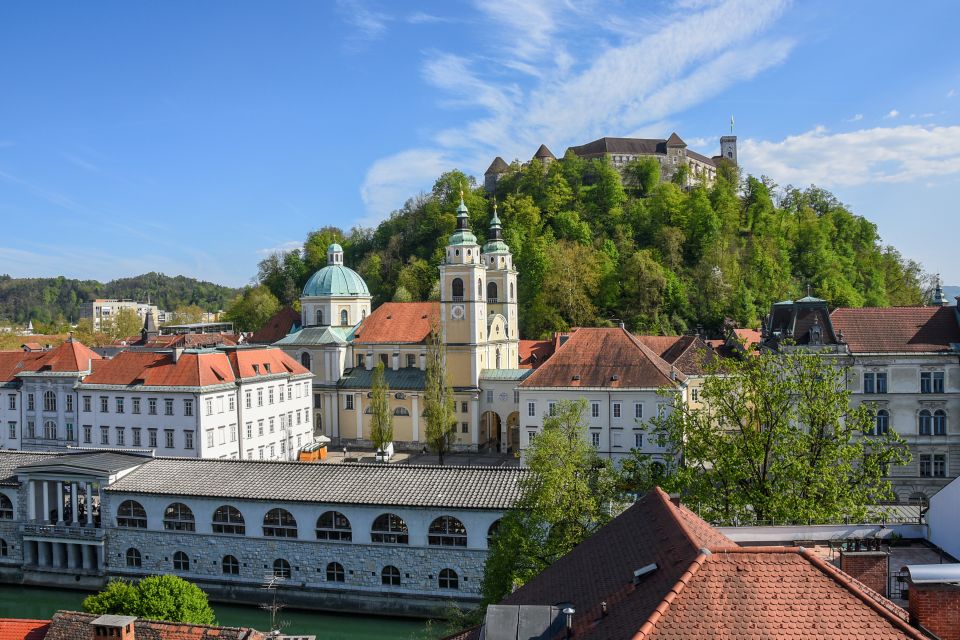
left=1, top=0, right=959, bottom=288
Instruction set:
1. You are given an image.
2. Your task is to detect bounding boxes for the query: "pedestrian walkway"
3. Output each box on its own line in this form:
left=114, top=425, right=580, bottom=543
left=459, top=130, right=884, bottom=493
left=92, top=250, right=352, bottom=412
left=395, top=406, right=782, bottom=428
left=322, top=447, right=520, bottom=467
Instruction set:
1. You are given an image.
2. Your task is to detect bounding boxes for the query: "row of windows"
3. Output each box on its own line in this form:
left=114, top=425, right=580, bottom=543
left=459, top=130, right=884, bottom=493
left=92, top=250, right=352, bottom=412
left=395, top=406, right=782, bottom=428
left=244, top=382, right=311, bottom=409
left=863, top=371, right=946, bottom=394
left=863, top=409, right=949, bottom=436
left=485, top=389, right=521, bottom=404
left=114, top=501, right=496, bottom=546
left=83, top=396, right=183, bottom=416
left=448, top=278, right=514, bottom=302
left=528, top=401, right=652, bottom=419
left=125, top=548, right=462, bottom=590
left=81, top=426, right=182, bottom=449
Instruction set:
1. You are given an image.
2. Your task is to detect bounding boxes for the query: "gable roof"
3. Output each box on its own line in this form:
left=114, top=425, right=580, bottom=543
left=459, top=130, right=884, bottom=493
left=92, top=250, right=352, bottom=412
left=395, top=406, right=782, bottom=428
left=223, top=346, right=310, bottom=379
left=82, top=350, right=237, bottom=388
left=518, top=338, right=557, bottom=369
left=0, top=451, right=57, bottom=486
left=352, top=302, right=438, bottom=345
left=635, top=335, right=714, bottom=376
left=831, top=306, right=960, bottom=353
left=14, top=451, right=152, bottom=477
left=473, top=488, right=923, bottom=640
left=249, top=305, right=301, bottom=344
left=0, top=619, right=50, bottom=640
left=0, top=351, right=43, bottom=384
left=665, top=132, right=686, bottom=147
left=18, top=340, right=101, bottom=374
left=568, top=137, right=666, bottom=157
left=520, top=327, right=683, bottom=389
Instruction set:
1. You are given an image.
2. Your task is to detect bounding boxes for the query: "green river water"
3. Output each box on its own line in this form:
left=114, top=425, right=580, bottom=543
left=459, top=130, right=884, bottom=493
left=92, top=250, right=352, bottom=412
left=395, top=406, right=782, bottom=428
left=0, top=585, right=433, bottom=640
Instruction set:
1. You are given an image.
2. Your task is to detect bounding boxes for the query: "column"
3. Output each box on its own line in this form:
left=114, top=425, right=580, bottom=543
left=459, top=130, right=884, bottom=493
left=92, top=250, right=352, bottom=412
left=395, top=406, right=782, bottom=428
left=41, top=481, right=50, bottom=524
left=52, top=542, right=63, bottom=568
left=80, top=544, right=91, bottom=570
left=411, top=395, right=420, bottom=442
left=37, top=541, right=50, bottom=567
left=85, top=483, right=93, bottom=526
left=23, top=541, right=35, bottom=566
left=70, top=482, right=79, bottom=525
left=56, top=481, right=64, bottom=524
left=471, top=397, right=479, bottom=447
left=27, top=480, right=36, bottom=521
left=95, top=545, right=104, bottom=571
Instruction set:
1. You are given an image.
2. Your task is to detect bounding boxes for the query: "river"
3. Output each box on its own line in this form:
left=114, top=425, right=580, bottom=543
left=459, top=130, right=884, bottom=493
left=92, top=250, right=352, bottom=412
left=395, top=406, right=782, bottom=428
left=0, top=585, right=434, bottom=640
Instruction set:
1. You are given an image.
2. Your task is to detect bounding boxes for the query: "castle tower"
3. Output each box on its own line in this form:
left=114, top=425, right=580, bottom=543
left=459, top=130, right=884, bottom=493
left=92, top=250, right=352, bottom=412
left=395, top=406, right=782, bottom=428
left=481, top=202, right=519, bottom=369
left=439, top=193, right=487, bottom=387
left=931, top=275, right=949, bottom=306
left=720, top=116, right=737, bottom=165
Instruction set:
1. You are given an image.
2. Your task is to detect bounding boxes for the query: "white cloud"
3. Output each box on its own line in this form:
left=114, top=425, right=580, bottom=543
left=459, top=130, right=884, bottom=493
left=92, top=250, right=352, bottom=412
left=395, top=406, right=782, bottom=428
left=884, top=109, right=900, bottom=119
left=336, top=0, right=390, bottom=43
left=256, top=241, right=303, bottom=256
left=948, top=89, right=956, bottom=98
left=742, top=124, right=960, bottom=187
left=406, top=12, right=453, bottom=25
left=360, top=0, right=793, bottom=216
left=846, top=113, right=864, bottom=122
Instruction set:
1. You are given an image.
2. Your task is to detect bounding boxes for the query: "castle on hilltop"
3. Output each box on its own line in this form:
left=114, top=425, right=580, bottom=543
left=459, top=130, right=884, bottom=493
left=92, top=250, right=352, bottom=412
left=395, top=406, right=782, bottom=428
left=485, top=131, right=737, bottom=191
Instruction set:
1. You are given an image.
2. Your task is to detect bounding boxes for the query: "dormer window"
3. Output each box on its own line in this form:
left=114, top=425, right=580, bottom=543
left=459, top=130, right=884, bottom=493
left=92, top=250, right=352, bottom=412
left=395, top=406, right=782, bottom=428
left=264, top=363, right=271, bottom=374
left=252, top=364, right=260, bottom=375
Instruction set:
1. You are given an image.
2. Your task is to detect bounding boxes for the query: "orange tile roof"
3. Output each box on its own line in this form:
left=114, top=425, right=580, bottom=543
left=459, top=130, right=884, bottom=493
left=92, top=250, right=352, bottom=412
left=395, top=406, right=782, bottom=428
left=485, top=488, right=923, bottom=640
left=83, top=351, right=236, bottom=387
left=21, top=340, right=101, bottom=373
left=353, top=302, right=438, bottom=344
left=0, top=619, right=50, bottom=640
left=518, top=338, right=556, bottom=369
left=0, top=351, right=43, bottom=383
left=43, top=611, right=263, bottom=640
left=733, top=327, right=761, bottom=346
left=249, top=305, right=301, bottom=344
left=223, top=347, right=310, bottom=379
left=521, top=327, right=683, bottom=389
left=831, top=306, right=960, bottom=353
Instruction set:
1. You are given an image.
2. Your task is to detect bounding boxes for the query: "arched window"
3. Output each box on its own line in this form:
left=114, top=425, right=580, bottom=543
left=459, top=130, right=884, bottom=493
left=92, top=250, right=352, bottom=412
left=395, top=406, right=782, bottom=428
left=263, top=508, right=298, bottom=538
left=326, top=562, right=345, bottom=582
left=43, top=420, right=56, bottom=439
left=173, top=551, right=189, bottom=572
left=477, top=278, right=482, bottom=296
left=510, top=282, right=514, bottom=300
left=300, top=352, right=312, bottom=370
left=43, top=391, right=57, bottom=412
left=381, top=565, right=401, bottom=586
left=0, top=495, right=12, bottom=519
left=163, top=503, right=195, bottom=531
left=439, top=568, right=459, bottom=590
left=919, top=410, right=933, bottom=435
left=393, top=407, right=410, bottom=416
left=934, top=410, right=947, bottom=435
left=875, top=410, right=890, bottom=436
left=116, top=500, right=147, bottom=528
left=0, top=539, right=6, bottom=557
left=272, top=558, right=292, bottom=579
left=371, top=513, right=409, bottom=544
left=429, top=516, right=467, bottom=547
left=125, top=548, right=142, bottom=568
left=487, top=281, right=498, bottom=302
left=212, top=505, right=245, bottom=535
left=340, top=309, right=349, bottom=326
left=315, top=309, right=323, bottom=326
left=487, top=520, right=501, bottom=547
left=495, top=349, right=501, bottom=369
left=316, top=511, right=352, bottom=541
left=222, top=555, right=239, bottom=575
left=451, top=278, right=464, bottom=300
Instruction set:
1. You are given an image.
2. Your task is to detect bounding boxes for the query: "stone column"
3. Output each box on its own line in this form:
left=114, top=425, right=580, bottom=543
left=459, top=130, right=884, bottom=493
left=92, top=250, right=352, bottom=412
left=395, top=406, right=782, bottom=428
left=37, top=541, right=50, bottom=567
left=52, top=542, right=62, bottom=568
left=70, top=482, right=79, bottom=525
left=412, top=395, right=420, bottom=442
left=27, top=480, right=36, bottom=520
left=94, top=545, right=103, bottom=570
left=41, top=481, right=50, bottom=524
left=85, top=483, right=93, bottom=526
left=56, top=481, right=64, bottom=524
left=23, top=540, right=34, bottom=566
left=80, top=544, right=91, bottom=571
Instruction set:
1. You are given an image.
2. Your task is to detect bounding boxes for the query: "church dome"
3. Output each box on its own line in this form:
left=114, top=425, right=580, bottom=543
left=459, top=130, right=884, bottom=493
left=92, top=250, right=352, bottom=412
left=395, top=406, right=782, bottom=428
left=302, top=244, right=370, bottom=298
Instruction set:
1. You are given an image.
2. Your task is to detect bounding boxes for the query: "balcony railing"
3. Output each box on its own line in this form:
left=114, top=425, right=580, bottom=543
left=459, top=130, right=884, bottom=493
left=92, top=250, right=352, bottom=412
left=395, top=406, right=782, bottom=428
left=451, top=296, right=464, bottom=303
left=487, top=297, right=499, bottom=304
left=21, top=523, right=105, bottom=540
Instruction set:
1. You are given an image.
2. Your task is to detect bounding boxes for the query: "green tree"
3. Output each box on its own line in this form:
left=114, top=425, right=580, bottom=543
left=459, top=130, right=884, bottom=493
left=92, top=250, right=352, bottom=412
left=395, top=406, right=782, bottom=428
left=83, top=575, right=216, bottom=625
left=482, top=400, right=616, bottom=603
left=423, top=328, right=456, bottom=465
left=369, top=361, right=394, bottom=454
left=173, top=304, right=204, bottom=324
left=111, top=308, right=143, bottom=339
left=223, top=285, right=280, bottom=332
left=652, top=350, right=911, bottom=524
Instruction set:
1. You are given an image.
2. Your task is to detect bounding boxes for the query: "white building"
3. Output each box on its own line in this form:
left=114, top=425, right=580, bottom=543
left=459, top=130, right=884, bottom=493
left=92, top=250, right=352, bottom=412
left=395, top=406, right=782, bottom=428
left=80, top=299, right=167, bottom=333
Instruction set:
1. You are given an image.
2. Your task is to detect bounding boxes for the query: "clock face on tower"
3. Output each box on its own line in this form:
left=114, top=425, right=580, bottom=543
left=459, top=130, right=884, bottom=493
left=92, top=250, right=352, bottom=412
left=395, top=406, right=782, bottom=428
left=451, top=304, right=465, bottom=320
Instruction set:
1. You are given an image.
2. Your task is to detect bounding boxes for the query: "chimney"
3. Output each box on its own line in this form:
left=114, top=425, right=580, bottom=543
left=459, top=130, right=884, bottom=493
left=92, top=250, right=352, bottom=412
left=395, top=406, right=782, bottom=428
left=172, top=347, right=184, bottom=363
left=839, top=549, right=889, bottom=597
left=92, top=615, right=137, bottom=640
left=905, top=564, right=960, bottom=640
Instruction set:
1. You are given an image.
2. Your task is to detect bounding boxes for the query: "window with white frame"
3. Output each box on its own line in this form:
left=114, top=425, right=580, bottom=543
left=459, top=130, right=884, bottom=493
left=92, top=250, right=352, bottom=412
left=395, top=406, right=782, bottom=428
left=612, top=403, right=621, bottom=418
left=634, top=403, right=643, bottom=419
left=527, top=402, right=535, bottom=417
left=591, top=402, right=600, bottom=418
left=590, top=432, right=600, bottom=447
left=634, top=433, right=643, bottom=448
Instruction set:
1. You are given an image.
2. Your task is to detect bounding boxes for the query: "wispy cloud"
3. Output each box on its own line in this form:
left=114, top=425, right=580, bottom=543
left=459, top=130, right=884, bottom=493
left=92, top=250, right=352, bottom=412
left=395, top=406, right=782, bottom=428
left=406, top=12, right=454, bottom=25
left=61, top=153, right=101, bottom=173
left=256, top=241, right=303, bottom=256
left=742, top=124, right=960, bottom=187
left=336, top=0, right=391, bottom=46
left=361, top=0, right=794, bottom=216
left=846, top=113, right=864, bottom=122
left=948, top=89, right=956, bottom=98
left=884, top=109, right=900, bottom=119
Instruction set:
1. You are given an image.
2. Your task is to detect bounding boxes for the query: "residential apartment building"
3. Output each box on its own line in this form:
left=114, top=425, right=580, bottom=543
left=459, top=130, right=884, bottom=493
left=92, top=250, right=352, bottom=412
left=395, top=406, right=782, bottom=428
left=80, top=300, right=167, bottom=333
left=0, top=450, right=525, bottom=615
left=761, top=293, right=960, bottom=502
left=0, top=342, right=313, bottom=461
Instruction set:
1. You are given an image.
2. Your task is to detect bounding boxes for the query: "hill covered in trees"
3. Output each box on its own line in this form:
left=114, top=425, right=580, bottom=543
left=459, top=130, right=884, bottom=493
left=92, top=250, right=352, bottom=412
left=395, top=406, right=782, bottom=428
left=0, top=273, right=239, bottom=326
left=250, top=154, right=928, bottom=339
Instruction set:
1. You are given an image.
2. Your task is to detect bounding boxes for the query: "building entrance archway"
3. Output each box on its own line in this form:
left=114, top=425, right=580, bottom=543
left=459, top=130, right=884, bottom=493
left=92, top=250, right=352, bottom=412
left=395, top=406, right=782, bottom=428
left=507, top=411, right=520, bottom=454
left=480, top=411, right=502, bottom=452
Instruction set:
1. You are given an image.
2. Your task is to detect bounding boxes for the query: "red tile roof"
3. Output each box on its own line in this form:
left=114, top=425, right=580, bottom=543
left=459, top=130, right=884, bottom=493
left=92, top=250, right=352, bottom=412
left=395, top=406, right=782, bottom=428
left=520, top=327, right=683, bottom=389
left=478, top=488, right=923, bottom=640
left=831, top=306, right=960, bottom=353
left=518, top=338, right=557, bottom=369
left=353, top=302, right=438, bottom=344
left=0, top=619, right=50, bottom=640
left=23, top=340, right=101, bottom=373
left=249, top=305, right=301, bottom=344
left=20, top=343, right=43, bottom=351
left=43, top=611, right=263, bottom=640
left=0, top=351, right=43, bottom=383
left=83, top=351, right=237, bottom=387
left=223, top=347, right=310, bottom=379
left=635, top=335, right=714, bottom=376
left=733, top=327, right=761, bottom=346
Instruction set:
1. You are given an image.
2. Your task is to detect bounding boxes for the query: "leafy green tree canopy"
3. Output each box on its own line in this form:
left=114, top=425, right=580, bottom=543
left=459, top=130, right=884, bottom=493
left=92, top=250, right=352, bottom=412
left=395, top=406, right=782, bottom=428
left=369, top=360, right=394, bottom=454
left=83, top=575, right=216, bottom=625
left=223, top=285, right=280, bottom=333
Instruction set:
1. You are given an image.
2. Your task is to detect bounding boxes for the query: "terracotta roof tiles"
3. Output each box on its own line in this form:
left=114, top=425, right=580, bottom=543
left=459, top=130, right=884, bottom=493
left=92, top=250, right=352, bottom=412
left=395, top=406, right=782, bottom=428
left=831, top=306, right=960, bottom=353
left=0, top=619, right=50, bottom=640
left=249, top=305, right=301, bottom=344
left=352, top=302, right=438, bottom=345
left=44, top=611, right=264, bottom=640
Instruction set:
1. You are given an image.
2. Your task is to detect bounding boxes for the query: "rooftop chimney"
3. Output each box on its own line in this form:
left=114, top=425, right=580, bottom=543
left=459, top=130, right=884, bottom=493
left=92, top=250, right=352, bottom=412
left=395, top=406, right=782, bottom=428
left=172, top=347, right=184, bottom=363
left=92, top=615, right=137, bottom=640
left=839, top=549, right=889, bottom=597
left=905, top=563, right=960, bottom=640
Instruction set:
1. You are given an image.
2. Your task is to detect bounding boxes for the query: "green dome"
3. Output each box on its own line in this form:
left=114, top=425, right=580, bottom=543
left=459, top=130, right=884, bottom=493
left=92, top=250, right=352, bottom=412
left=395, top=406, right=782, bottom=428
left=448, top=229, right=478, bottom=246
left=302, top=265, right=370, bottom=297
left=483, top=239, right=510, bottom=253
left=328, top=242, right=343, bottom=253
